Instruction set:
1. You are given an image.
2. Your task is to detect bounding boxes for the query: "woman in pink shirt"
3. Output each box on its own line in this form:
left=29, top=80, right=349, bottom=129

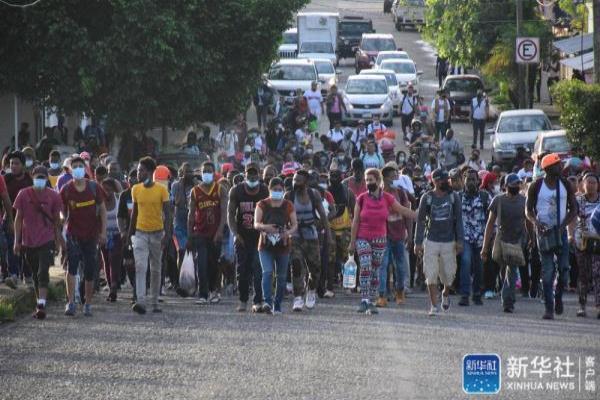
left=348, top=168, right=416, bottom=314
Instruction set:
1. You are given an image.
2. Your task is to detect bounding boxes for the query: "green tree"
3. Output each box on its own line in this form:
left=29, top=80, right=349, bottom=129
left=551, top=81, right=600, bottom=160
left=0, top=0, right=308, bottom=147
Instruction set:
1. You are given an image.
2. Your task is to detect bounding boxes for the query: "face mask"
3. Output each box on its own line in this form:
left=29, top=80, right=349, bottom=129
left=392, top=179, right=403, bottom=189
left=72, top=167, right=86, bottom=180
left=270, top=190, right=283, bottom=201
left=50, top=162, right=60, bottom=170
left=318, top=183, right=328, bottom=190
left=494, top=184, right=501, bottom=193
left=144, top=178, right=153, bottom=186
left=246, top=179, right=259, bottom=189
left=440, top=182, right=451, bottom=192
left=508, top=186, right=520, bottom=195
left=330, top=178, right=341, bottom=186
left=466, top=183, right=477, bottom=193
left=202, top=173, right=214, bottom=184
left=367, top=183, right=378, bottom=193
left=25, top=159, right=33, bottom=168
left=33, top=178, right=46, bottom=189
left=4, top=168, right=11, bottom=175
left=127, top=201, right=133, bottom=211
left=291, top=147, right=297, bottom=152
left=398, top=156, right=405, bottom=164
left=306, top=149, right=313, bottom=155
left=338, top=156, right=345, bottom=161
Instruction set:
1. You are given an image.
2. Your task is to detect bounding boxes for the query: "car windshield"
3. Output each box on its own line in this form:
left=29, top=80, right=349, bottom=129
left=497, top=115, right=552, bottom=133
left=339, top=22, right=372, bottom=36
left=445, top=79, right=483, bottom=93
left=542, top=136, right=570, bottom=153
left=300, top=42, right=334, bottom=54
left=382, top=62, right=415, bottom=74
left=269, top=64, right=316, bottom=81
left=282, top=32, right=297, bottom=45
left=362, top=38, right=396, bottom=51
left=363, top=72, right=397, bottom=86
left=377, top=53, right=408, bottom=64
left=315, top=61, right=335, bottom=74
left=346, top=79, right=388, bottom=94
left=402, top=0, right=425, bottom=6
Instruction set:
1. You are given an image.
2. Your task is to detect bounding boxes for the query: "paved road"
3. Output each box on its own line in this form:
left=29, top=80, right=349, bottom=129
left=1, top=1, right=598, bottom=399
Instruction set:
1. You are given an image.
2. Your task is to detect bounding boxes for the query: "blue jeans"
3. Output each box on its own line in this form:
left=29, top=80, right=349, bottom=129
left=460, top=242, right=483, bottom=298
left=195, top=236, right=220, bottom=299
left=539, top=231, right=570, bottom=313
left=259, top=250, right=289, bottom=310
left=379, top=239, right=408, bottom=295
left=435, top=121, right=447, bottom=141
left=501, top=265, right=518, bottom=308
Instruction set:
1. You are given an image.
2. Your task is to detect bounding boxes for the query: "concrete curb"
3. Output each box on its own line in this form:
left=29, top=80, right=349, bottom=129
left=0, top=274, right=65, bottom=322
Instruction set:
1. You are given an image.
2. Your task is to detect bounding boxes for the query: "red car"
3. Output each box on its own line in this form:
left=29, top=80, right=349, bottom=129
left=354, top=33, right=398, bottom=74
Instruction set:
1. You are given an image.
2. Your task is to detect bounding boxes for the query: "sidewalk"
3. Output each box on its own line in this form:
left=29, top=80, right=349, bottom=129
left=0, top=266, right=65, bottom=322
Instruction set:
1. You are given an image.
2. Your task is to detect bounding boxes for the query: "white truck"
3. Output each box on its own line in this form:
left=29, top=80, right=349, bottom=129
left=296, top=12, right=339, bottom=66
left=392, top=0, right=426, bottom=31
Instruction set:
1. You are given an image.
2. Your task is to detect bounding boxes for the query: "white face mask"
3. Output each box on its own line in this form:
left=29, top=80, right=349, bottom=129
left=392, top=179, right=403, bottom=189
left=493, top=184, right=501, bottom=194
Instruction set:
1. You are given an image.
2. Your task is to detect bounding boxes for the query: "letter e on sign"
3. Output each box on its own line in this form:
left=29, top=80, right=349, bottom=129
left=516, top=37, right=540, bottom=64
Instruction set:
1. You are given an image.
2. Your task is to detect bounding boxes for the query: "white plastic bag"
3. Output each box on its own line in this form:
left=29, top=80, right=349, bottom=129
left=179, top=251, right=196, bottom=296
left=343, top=255, right=357, bottom=289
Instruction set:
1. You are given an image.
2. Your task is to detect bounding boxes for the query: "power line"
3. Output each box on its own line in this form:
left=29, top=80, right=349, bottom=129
left=0, top=0, right=43, bottom=8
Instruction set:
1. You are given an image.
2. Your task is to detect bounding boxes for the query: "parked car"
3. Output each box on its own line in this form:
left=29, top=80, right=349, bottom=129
left=392, top=0, right=426, bottom=31
left=378, top=58, right=422, bottom=92
left=359, top=68, right=401, bottom=115
left=490, top=109, right=553, bottom=167
left=337, top=16, right=374, bottom=60
left=441, top=74, right=484, bottom=120
left=374, top=50, right=409, bottom=68
left=278, top=28, right=297, bottom=59
left=313, top=58, right=339, bottom=96
left=532, top=129, right=571, bottom=161
left=267, top=59, right=319, bottom=105
left=342, top=75, right=393, bottom=126
left=354, top=33, right=397, bottom=73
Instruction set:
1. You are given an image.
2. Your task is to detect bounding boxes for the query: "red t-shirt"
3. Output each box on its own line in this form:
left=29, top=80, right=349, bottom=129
left=60, top=180, right=106, bottom=240
left=192, top=183, right=221, bottom=238
left=344, top=177, right=367, bottom=197
left=357, top=191, right=395, bottom=240
left=385, top=187, right=409, bottom=242
left=14, top=187, right=62, bottom=248
left=5, top=173, right=33, bottom=203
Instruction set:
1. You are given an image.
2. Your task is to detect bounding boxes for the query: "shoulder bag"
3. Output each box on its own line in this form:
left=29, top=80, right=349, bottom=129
left=492, top=195, right=526, bottom=266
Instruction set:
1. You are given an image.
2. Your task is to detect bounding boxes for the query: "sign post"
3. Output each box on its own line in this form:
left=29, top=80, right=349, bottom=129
left=516, top=37, right=540, bottom=109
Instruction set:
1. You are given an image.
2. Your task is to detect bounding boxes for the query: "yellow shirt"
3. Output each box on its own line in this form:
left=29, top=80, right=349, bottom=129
left=48, top=174, right=58, bottom=188
left=132, top=182, right=169, bottom=232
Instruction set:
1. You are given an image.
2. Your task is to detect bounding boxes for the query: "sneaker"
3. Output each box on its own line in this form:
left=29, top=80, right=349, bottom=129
left=356, top=301, right=368, bottom=313
left=503, top=306, right=514, bottom=313
left=554, top=299, right=564, bottom=315
left=152, top=307, right=162, bottom=313
left=252, top=303, right=264, bottom=313
left=542, top=311, right=554, bottom=320
left=262, top=303, right=273, bottom=315
left=292, top=296, right=304, bottom=312
left=442, top=295, right=450, bottom=311
left=106, top=292, right=117, bottom=302
left=209, top=292, right=221, bottom=304
left=83, top=304, right=92, bottom=317
left=64, top=303, right=76, bottom=316
left=273, top=304, right=282, bottom=314
left=132, top=303, right=146, bottom=315
left=484, top=290, right=495, bottom=299
left=473, top=296, right=483, bottom=305
left=237, top=301, right=247, bottom=312
left=458, top=296, right=469, bottom=306
left=375, top=296, right=388, bottom=308
left=404, top=286, right=412, bottom=295
left=395, top=290, right=405, bottom=305
left=305, top=290, right=316, bottom=309
left=33, top=304, right=46, bottom=320
left=195, top=297, right=208, bottom=305
left=286, top=283, right=293, bottom=293
left=366, top=303, right=379, bottom=315
left=576, top=308, right=586, bottom=317
left=4, top=276, right=17, bottom=289
left=323, top=290, right=335, bottom=298
left=428, top=305, right=440, bottom=316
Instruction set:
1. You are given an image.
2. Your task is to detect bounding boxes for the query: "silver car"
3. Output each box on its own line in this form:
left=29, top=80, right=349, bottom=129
left=342, top=75, right=393, bottom=126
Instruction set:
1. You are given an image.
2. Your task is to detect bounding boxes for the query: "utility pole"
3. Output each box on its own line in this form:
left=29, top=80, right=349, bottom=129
left=516, top=0, right=525, bottom=108
left=594, top=0, right=600, bottom=83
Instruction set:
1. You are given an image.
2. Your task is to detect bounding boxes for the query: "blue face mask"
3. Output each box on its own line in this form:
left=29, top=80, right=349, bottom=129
left=144, top=178, right=152, bottom=186
left=50, top=162, right=60, bottom=170
left=270, top=190, right=283, bottom=201
left=202, top=173, right=214, bottom=184
left=246, top=179, right=259, bottom=189
left=72, top=167, right=85, bottom=180
left=33, top=178, right=46, bottom=189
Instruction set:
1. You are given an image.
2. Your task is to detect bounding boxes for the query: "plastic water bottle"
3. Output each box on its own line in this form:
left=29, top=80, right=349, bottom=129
left=343, top=256, right=357, bottom=289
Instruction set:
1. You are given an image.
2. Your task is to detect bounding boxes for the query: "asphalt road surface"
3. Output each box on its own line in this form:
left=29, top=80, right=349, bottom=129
left=1, top=1, right=598, bottom=400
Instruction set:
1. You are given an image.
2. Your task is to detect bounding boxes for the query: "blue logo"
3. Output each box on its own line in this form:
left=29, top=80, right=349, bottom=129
left=463, top=354, right=501, bottom=395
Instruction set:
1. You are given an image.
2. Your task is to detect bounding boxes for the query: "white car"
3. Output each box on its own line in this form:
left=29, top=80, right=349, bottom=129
left=359, top=69, right=401, bottom=115
left=342, top=75, right=393, bottom=126
left=374, top=50, right=409, bottom=68
left=297, top=41, right=338, bottom=65
left=278, top=28, right=297, bottom=59
left=490, top=109, right=553, bottom=166
left=378, top=59, right=422, bottom=91
left=268, top=59, right=319, bottom=105
left=313, top=58, right=339, bottom=95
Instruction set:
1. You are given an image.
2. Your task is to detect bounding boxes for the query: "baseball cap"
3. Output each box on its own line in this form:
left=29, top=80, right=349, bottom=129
left=505, top=173, right=522, bottom=187
left=541, top=153, right=561, bottom=169
left=432, top=168, right=448, bottom=181
left=32, top=166, right=48, bottom=177
left=245, top=162, right=259, bottom=173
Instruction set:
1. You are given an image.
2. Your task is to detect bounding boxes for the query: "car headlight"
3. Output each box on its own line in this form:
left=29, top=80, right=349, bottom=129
left=381, top=98, right=392, bottom=109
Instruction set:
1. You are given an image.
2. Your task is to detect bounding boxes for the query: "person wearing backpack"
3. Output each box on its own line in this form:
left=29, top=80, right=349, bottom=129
left=284, top=170, right=330, bottom=312
left=525, top=154, right=578, bottom=320
left=60, top=156, right=108, bottom=317
left=470, top=89, right=489, bottom=150
left=254, top=178, right=298, bottom=314
left=361, top=140, right=384, bottom=170
left=414, top=168, right=464, bottom=316
left=458, top=169, right=489, bottom=306
left=400, top=84, right=418, bottom=140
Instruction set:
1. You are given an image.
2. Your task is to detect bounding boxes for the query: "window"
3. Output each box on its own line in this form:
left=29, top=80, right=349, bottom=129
left=444, top=79, right=483, bottom=93
left=269, top=64, right=317, bottom=81
left=382, top=61, right=416, bottom=74
left=362, top=72, right=398, bottom=86
left=282, top=32, right=297, bottom=45
left=542, top=136, right=570, bottom=153
left=315, top=61, right=335, bottom=74
left=300, top=42, right=334, bottom=54
left=339, top=22, right=372, bottom=36
left=345, top=79, right=388, bottom=94
left=362, top=38, right=396, bottom=51
left=497, top=115, right=552, bottom=133
left=377, top=53, right=408, bottom=65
